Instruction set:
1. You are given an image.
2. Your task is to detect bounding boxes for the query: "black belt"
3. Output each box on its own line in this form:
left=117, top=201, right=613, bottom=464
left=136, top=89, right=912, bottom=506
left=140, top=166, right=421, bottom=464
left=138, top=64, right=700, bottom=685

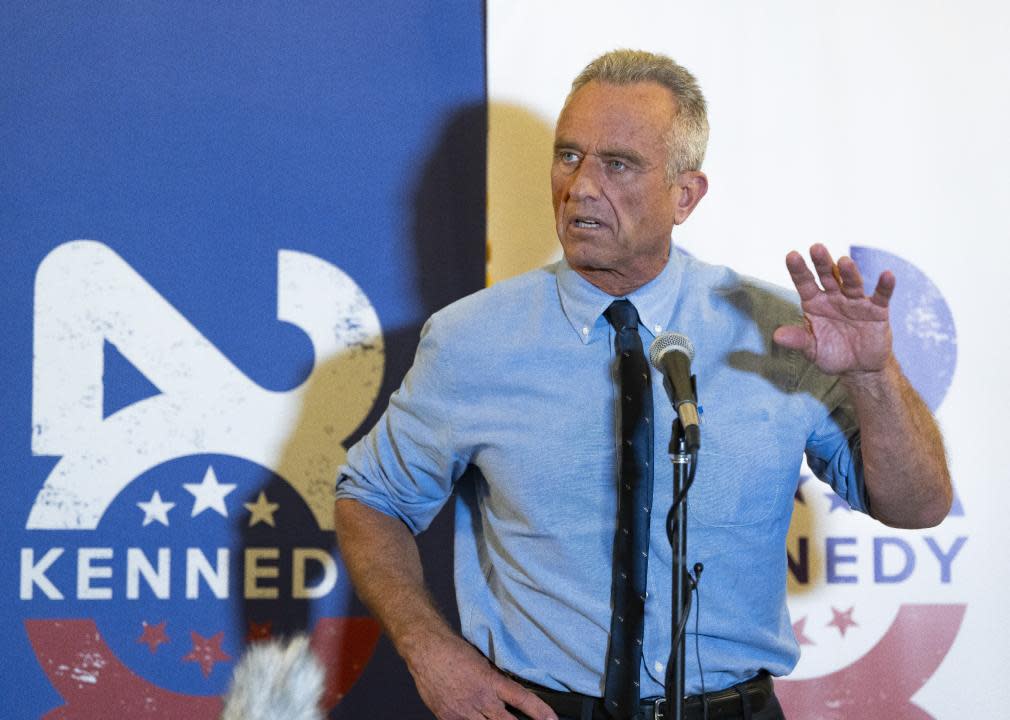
left=508, top=671, right=774, bottom=720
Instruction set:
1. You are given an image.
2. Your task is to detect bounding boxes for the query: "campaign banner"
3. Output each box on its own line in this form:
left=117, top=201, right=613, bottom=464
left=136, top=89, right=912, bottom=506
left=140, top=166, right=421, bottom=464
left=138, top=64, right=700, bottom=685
left=2, top=4, right=485, bottom=718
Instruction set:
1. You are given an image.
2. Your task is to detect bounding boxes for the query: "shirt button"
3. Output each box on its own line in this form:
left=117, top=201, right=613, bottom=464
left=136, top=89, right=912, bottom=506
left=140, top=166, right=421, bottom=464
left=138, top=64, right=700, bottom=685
left=654, top=660, right=665, bottom=673
left=654, top=324, right=662, bottom=333
left=582, top=326, right=589, bottom=336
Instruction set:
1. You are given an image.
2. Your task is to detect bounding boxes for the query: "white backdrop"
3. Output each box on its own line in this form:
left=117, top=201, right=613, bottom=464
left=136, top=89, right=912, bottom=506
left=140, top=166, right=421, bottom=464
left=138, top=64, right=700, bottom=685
left=487, top=2, right=1010, bottom=716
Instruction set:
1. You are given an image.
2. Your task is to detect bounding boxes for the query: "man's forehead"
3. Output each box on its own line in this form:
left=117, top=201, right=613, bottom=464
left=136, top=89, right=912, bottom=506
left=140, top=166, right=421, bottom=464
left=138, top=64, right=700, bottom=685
left=561, top=80, right=677, bottom=115
left=555, top=80, right=677, bottom=141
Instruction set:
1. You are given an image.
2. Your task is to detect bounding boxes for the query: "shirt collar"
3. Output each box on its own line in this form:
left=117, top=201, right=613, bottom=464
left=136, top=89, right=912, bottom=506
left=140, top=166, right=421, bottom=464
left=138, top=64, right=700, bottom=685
left=556, top=245, right=684, bottom=345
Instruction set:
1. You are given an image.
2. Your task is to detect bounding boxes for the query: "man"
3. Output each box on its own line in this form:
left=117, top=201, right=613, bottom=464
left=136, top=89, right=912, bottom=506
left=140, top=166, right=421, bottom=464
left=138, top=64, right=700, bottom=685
left=334, top=50, right=951, bottom=720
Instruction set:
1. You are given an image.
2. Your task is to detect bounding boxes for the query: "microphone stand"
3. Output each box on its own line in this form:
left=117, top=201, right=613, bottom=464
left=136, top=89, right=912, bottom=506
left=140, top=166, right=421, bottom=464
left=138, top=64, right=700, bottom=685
left=664, top=419, right=695, bottom=720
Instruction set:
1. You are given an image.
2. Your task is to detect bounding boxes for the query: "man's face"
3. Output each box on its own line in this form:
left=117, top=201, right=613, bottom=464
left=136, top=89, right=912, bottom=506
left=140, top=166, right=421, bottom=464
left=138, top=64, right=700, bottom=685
left=551, top=80, right=686, bottom=295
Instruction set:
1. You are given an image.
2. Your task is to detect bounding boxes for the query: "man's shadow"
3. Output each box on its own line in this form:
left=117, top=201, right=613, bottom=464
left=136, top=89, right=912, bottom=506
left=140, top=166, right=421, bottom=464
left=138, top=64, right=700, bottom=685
left=717, top=284, right=838, bottom=595
left=236, top=102, right=487, bottom=719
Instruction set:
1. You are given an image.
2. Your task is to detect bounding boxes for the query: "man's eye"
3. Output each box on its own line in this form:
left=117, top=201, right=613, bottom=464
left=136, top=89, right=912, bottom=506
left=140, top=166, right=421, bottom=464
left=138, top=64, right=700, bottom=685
left=559, top=151, right=580, bottom=163
left=608, top=159, right=627, bottom=171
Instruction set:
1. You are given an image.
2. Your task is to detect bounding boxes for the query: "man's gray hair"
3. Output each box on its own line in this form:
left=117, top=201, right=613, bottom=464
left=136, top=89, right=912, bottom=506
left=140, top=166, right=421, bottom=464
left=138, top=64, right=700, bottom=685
left=567, top=49, right=709, bottom=180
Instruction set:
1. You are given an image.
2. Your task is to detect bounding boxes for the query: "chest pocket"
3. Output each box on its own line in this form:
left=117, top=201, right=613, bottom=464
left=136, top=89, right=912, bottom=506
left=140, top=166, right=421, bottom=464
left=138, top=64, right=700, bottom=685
left=687, top=417, right=793, bottom=527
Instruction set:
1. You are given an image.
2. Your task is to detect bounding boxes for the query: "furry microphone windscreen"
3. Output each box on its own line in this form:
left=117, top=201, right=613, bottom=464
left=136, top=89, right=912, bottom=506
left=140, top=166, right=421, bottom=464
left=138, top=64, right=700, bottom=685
left=220, top=634, right=325, bottom=720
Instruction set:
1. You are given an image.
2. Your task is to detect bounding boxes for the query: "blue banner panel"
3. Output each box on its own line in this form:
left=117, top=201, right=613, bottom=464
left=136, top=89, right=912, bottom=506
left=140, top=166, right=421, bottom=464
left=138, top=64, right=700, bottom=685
left=2, top=4, right=485, bottom=718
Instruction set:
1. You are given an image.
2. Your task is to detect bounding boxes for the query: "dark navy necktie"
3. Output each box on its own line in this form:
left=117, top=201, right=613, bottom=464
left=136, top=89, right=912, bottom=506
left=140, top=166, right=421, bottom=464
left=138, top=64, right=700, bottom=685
left=602, top=299, right=654, bottom=720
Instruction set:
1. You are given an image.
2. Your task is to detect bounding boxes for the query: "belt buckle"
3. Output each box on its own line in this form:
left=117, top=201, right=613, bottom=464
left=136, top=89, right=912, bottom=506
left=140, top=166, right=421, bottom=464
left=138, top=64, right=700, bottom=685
left=652, top=697, right=667, bottom=720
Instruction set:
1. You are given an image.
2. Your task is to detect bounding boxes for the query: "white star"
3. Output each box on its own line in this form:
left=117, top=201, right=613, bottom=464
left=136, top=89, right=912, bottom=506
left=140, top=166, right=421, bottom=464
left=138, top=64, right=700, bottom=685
left=183, top=466, right=237, bottom=517
left=137, top=491, right=175, bottom=527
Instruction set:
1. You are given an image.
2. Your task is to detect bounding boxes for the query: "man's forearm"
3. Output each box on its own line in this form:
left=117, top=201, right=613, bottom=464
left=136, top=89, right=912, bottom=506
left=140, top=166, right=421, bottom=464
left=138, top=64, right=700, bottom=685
left=333, top=498, right=557, bottom=720
left=333, top=498, right=455, bottom=662
left=841, top=356, right=952, bottom=528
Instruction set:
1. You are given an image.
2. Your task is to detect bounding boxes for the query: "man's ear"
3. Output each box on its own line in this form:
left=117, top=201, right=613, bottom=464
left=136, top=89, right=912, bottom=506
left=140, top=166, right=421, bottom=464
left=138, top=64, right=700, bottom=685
left=672, top=171, right=708, bottom=225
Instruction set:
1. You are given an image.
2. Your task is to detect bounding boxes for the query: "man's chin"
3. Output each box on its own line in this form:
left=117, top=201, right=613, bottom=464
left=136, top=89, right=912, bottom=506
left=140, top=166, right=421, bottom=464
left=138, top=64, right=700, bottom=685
left=561, top=247, right=618, bottom=276
left=560, top=243, right=596, bottom=267
left=560, top=234, right=610, bottom=261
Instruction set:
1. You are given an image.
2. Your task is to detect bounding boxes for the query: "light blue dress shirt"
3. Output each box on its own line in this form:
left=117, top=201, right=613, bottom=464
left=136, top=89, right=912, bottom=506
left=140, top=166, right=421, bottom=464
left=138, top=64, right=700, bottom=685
left=336, top=247, right=866, bottom=697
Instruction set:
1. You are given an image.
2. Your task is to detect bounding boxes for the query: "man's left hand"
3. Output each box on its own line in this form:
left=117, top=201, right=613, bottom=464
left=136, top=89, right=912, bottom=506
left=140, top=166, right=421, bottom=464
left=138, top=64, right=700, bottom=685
left=772, top=243, right=895, bottom=376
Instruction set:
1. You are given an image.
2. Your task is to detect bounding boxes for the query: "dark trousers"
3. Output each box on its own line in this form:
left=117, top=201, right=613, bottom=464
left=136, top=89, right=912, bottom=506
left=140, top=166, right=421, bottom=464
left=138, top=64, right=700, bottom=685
left=510, top=698, right=784, bottom=720
left=507, top=676, right=786, bottom=720
left=510, top=696, right=784, bottom=720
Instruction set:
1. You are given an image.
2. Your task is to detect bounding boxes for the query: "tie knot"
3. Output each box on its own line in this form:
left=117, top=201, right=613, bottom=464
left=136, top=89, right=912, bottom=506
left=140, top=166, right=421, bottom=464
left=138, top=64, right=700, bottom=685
left=605, top=299, right=640, bottom=333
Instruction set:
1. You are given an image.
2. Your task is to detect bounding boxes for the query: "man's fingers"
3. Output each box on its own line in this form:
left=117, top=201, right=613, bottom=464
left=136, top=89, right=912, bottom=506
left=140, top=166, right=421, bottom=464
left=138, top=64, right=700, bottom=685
left=482, top=704, right=521, bottom=720
left=836, top=256, right=866, bottom=300
left=809, top=243, right=841, bottom=294
left=773, top=324, right=815, bottom=358
left=495, top=677, right=558, bottom=720
left=785, top=250, right=821, bottom=301
left=870, top=270, right=896, bottom=308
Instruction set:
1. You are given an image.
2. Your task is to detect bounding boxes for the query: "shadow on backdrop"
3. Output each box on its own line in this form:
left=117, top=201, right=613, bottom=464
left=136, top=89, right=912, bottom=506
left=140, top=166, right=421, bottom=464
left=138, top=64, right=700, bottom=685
left=238, top=101, right=487, bottom=720
left=486, top=102, right=560, bottom=285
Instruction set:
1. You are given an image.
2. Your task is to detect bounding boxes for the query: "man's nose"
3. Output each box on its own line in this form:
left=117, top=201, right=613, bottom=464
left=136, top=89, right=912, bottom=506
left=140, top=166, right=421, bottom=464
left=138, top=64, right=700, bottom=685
left=567, top=159, right=602, bottom=201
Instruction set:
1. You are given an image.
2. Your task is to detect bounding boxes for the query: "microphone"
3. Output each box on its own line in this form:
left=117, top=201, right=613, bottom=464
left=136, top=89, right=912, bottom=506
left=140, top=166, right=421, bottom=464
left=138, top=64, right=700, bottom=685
left=648, top=332, right=700, bottom=451
left=220, top=634, right=325, bottom=720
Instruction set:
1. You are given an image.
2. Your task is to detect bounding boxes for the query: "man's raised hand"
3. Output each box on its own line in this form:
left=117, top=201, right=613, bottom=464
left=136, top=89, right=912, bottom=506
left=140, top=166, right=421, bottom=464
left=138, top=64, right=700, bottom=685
left=772, top=243, right=896, bottom=377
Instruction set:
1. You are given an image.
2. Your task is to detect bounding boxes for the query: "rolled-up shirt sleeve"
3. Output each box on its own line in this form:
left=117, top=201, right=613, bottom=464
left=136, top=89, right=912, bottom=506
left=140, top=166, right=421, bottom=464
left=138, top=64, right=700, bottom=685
left=335, top=314, right=472, bottom=534
left=802, top=372, right=869, bottom=515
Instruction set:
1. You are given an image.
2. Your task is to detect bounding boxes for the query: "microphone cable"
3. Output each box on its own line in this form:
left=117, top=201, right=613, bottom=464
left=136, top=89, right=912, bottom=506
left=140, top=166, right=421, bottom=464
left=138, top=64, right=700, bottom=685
left=693, top=563, right=708, bottom=720
left=664, top=450, right=707, bottom=718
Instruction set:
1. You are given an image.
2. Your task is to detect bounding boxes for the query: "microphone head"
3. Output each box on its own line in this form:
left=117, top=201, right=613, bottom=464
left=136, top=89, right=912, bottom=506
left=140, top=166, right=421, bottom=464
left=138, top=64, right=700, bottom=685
left=221, top=634, right=325, bottom=720
left=649, top=332, right=695, bottom=370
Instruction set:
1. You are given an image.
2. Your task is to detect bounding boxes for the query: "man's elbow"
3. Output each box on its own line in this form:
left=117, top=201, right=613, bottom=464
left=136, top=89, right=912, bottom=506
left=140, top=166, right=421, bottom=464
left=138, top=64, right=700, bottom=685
left=333, top=496, right=372, bottom=535
left=874, top=470, right=953, bottom=529
left=915, top=476, right=954, bottom=529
